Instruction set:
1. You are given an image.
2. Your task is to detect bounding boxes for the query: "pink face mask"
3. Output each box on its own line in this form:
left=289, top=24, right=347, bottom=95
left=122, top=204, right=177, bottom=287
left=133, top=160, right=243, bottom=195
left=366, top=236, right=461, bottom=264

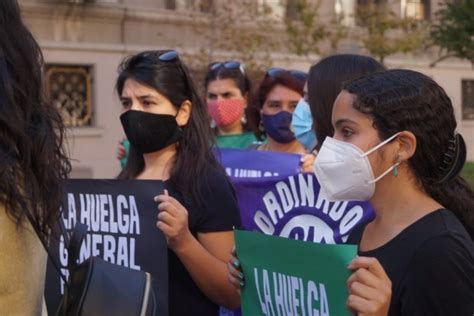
left=208, top=99, right=245, bottom=127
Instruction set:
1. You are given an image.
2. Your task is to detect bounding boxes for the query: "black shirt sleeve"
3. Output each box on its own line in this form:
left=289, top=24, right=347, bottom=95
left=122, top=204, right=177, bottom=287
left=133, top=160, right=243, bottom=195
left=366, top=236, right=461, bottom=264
left=400, top=233, right=474, bottom=315
left=195, top=168, right=241, bottom=233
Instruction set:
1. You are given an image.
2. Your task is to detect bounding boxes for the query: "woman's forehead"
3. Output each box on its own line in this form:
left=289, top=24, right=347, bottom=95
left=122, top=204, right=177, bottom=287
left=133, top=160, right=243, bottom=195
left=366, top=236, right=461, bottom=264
left=332, top=91, right=364, bottom=123
left=122, top=78, right=159, bottom=97
left=207, top=78, right=239, bottom=92
left=266, top=84, right=301, bottom=101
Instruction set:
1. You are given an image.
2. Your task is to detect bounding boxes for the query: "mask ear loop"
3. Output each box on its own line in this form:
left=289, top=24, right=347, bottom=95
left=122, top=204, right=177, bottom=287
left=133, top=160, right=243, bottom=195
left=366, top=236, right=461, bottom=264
left=364, top=133, right=402, bottom=184
left=368, top=161, right=401, bottom=184
left=361, top=132, right=401, bottom=158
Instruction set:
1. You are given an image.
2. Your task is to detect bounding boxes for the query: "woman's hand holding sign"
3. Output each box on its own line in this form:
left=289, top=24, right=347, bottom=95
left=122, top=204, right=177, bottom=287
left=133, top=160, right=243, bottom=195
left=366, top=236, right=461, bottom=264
left=227, top=246, right=244, bottom=295
left=155, top=190, right=192, bottom=252
left=155, top=189, right=240, bottom=309
left=347, top=256, right=391, bottom=316
left=300, top=153, right=316, bottom=173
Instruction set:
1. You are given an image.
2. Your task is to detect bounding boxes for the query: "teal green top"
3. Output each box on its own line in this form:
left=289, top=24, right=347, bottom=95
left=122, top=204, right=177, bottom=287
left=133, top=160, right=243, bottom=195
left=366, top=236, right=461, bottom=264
left=215, top=132, right=260, bottom=149
left=119, top=132, right=265, bottom=168
left=120, top=139, right=130, bottom=168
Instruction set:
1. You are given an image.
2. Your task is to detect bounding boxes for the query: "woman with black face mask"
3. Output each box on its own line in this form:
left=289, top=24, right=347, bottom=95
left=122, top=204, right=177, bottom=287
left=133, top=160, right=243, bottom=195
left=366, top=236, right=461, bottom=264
left=116, top=50, right=241, bottom=316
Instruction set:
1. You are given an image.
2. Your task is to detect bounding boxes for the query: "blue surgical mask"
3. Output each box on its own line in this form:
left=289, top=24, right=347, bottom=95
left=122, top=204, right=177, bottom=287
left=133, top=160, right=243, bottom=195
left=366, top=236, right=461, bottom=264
left=261, top=111, right=295, bottom=144
left=292, top=98, right=317, bottom=151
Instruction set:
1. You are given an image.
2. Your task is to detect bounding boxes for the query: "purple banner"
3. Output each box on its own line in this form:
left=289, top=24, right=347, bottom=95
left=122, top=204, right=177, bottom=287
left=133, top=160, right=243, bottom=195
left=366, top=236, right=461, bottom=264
left=216, top=149, right=373, bottom=316
left=215, top=149, right=374, bottom=244
left=214, top=148, right=301, bottom=178
left=233, top=173, right=374, bottom=244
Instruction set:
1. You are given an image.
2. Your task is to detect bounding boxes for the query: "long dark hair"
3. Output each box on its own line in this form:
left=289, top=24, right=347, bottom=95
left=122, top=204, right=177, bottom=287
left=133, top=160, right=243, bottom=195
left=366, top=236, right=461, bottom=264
left=116, top=50, right=222, bottom=206
left=308, top=54, right=385, bottom=149
left=344, top=69, right=474, bottom=238
left=0, top=0, right=71, bottom=238
left=248, top=73, right=304, bottom=141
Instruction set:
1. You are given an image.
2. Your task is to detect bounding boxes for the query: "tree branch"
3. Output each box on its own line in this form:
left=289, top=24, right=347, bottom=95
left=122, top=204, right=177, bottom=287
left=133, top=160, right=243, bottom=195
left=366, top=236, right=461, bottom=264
left=429, top=53, right=458, bottom=67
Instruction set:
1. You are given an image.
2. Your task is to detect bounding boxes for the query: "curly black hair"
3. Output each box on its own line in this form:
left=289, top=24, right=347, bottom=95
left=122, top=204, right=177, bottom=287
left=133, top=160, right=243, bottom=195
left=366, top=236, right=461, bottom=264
left=344, top=69, right=474, bottom=238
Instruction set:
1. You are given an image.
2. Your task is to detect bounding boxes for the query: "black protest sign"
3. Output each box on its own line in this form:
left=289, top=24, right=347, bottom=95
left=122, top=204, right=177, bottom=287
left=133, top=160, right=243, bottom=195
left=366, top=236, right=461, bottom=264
left=45, top=179, right=168, bottom=316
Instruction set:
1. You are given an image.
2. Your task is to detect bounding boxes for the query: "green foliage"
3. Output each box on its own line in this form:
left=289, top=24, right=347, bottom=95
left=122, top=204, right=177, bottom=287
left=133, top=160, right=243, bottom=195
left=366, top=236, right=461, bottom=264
left=327, top=13, right=349, bottom=54
left=355, top=1, right=427, bottom=64
left=192, top=1, right=279, bottom=74
left=284, top=0, right=348, bottom=58
left=430, top=0, right=474, bottom=67
left=285, top=0, right=327, bottom=57
left=461, top=162, right=474, bottom=188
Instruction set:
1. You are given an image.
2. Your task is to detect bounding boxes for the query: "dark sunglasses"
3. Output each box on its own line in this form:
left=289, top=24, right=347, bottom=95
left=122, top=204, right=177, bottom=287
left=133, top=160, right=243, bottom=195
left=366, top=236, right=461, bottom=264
left=209, top=60, right=244, bottom=73
left=266, top=67, right=308, bottom=82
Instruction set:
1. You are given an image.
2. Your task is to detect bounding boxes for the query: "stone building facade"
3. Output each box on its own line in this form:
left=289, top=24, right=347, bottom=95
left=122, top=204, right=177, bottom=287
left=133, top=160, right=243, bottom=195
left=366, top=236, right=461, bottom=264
left=18, top=0, right=474, bottom=178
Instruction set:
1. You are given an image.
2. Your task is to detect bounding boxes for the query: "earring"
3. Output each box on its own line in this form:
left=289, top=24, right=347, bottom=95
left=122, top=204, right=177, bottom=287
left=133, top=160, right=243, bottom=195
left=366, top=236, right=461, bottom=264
left=258, top=121, right=265, bottom=132
left=393, top=154, right=400, bottom=177
left=241, top=116, right=247, bottom=125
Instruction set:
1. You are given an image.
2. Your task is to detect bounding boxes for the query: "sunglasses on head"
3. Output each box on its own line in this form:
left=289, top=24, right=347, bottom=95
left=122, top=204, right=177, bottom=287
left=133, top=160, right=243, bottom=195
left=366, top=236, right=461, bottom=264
left=141, top=50, right=192, bottom=95
left=209, top=60, right=244, bottom=73
left=266, top=67, right=308, bottom=82
left=143, top=50, right=179, bottom=62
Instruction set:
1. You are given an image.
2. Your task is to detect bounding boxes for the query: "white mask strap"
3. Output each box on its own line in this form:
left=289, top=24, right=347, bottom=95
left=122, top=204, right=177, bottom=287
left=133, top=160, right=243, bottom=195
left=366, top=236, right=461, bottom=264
left=369, top=162, right=401, bottom=184
left=361, top=132, right=401, bottom=158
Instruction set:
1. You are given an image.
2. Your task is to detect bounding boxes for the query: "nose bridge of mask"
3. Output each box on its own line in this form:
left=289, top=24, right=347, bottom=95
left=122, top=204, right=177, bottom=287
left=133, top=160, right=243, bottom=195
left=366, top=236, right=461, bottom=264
left=263, top=110, right=292, bottom=123
left=325, top=136, right=365, bottom=157
left=316, top=137, right=364, bottom=167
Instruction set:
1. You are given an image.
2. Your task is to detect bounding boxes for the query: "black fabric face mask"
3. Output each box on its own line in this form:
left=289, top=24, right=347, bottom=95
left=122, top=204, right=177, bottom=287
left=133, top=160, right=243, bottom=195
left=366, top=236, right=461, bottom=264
left=120, top=110, right=183, bottom=154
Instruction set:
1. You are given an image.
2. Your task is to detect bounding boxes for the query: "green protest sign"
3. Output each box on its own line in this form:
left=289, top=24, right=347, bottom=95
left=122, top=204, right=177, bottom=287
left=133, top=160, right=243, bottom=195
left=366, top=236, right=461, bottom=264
left=235, top=230, right=357, bottom=316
